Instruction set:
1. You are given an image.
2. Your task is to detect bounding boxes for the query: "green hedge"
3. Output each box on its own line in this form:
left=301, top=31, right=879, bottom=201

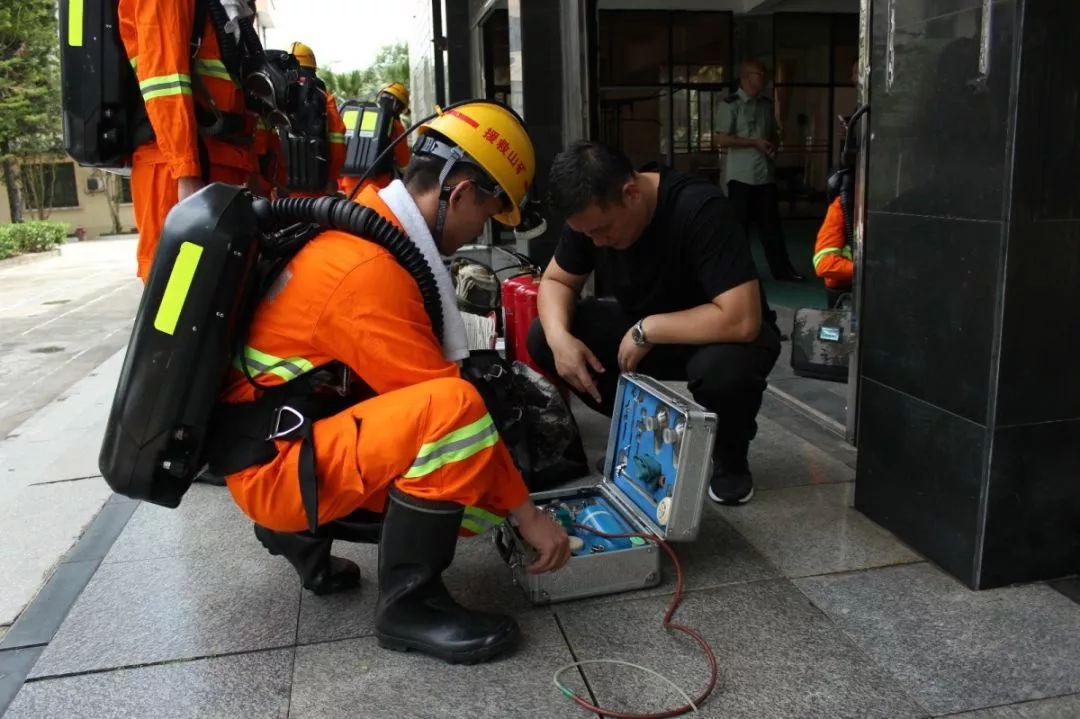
left=0, top=221, right=69, bottom=260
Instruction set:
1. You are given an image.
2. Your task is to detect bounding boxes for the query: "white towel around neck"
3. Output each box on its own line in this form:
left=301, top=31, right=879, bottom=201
left=377, top=180, right=469, bottom=362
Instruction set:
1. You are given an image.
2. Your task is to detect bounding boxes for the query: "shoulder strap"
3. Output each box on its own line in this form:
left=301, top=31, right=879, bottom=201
left=191, top=0, right=208, bottom=59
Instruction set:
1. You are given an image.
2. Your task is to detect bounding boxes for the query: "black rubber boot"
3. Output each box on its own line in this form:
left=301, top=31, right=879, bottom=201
left=253, top=524, right=361, bottom=596
left=374, top=487, right=519, bottom=664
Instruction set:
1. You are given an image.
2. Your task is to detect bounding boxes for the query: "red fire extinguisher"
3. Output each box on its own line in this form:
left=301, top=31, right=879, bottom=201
left=501, top=272, right=538, bottom=366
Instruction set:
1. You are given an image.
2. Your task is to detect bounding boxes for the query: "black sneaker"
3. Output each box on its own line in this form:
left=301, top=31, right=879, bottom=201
left=709, top=470, right=754, bottom=505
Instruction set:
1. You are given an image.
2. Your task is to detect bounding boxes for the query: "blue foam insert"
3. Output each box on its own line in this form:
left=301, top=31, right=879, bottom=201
left=610, top=386, right=684, bottom=529
left=541, top=493, right=647, bottom=556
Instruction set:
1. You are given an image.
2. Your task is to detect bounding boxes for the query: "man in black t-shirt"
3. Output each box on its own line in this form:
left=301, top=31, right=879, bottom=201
left=526, top=142, right=781, bottom=504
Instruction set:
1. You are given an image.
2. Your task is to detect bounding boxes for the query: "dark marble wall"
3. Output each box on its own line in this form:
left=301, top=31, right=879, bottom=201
left=451, top=1, right=566, bottom=262
left=445, top=1, right=472, bottom=103
left=516, top=1, right=566, bottom=265
left=855, top=0, right=1080, bottom=588
left=980, top=0, right=1080, bottom=587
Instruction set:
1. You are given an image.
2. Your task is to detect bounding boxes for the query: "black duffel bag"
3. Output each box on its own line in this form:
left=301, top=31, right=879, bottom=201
left=461, top=351, right=589, bottom=491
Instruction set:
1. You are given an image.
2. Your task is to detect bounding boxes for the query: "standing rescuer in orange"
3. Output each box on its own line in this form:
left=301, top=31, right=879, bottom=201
left=210, top=101, right=569, bottom=665
left=118, top=0, right=260, bottom=282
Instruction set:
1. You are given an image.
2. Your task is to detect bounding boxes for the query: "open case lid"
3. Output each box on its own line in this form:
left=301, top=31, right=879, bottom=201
left=601, top=373, right=717, bottom=541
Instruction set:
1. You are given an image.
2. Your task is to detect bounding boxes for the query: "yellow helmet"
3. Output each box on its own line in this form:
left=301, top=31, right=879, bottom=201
left=378, top=82, right=411, bottom=113
left=290, top=41, right=317, bottom=70
left=416, top=102, right=534, bottom=226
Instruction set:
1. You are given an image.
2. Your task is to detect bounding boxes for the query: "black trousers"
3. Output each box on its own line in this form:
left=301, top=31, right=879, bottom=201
left=826, top=287, right=852, bottom=309
left=727, top=180, right=794, bottom=277
left=526, top=299, right=781, bottom=464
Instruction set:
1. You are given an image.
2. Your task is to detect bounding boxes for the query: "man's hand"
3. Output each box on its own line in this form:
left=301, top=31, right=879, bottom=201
left=177, top=176, right=205, bottom=201
left=617, top=327, right=652, bottom=373
left=512, top=503, right=570, bottom=574
left=754, top=138, right=776, bottom=157
left=550, top=333, right=604, bottom=404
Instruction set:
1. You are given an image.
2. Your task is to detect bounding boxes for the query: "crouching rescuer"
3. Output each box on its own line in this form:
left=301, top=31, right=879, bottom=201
left=100, top=102, right=570, bottom=665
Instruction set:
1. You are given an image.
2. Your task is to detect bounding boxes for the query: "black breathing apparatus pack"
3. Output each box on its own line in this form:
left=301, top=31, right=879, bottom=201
left=58, top=0, right=310, bottom=171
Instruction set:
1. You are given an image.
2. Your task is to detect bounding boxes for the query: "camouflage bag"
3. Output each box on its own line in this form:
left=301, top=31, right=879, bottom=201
left=790, top=298, right=853, bottom=383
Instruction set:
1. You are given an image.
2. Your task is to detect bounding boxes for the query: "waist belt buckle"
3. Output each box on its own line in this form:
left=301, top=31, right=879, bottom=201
left=267, top=405, right=306, bottom=441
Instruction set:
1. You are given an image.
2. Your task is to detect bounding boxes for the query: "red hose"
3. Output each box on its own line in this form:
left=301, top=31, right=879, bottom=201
left=566, top=524, right=719, bottom=719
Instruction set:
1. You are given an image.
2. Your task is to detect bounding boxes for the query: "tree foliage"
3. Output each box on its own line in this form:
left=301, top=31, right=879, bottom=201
left=322, top=43, right=409, bottom=111
left=0, top=1, right=62, bottom=222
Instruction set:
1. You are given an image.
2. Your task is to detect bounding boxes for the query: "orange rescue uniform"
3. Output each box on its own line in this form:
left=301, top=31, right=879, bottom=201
left=221, top=186, right=529, bottom=533
left=339, top=117, right=412, bottom=197
left=119, top=0, right=258, bottom=281
left=813, top=196, right=854, bottom=290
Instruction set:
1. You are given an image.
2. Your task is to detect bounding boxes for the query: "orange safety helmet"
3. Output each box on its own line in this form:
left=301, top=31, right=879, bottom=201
left=290, top=41, right=317, bottom=70
left=378, top=82, right=411, bottom=114
left=414, top=102, right=534, bottom=227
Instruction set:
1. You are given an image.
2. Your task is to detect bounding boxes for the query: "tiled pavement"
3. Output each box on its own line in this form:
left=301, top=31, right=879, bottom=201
left=4, top=393, right=1080, bottom=718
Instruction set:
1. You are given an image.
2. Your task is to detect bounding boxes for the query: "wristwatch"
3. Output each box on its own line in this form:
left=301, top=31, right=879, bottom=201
left=631, top=318, right=649, bottom=346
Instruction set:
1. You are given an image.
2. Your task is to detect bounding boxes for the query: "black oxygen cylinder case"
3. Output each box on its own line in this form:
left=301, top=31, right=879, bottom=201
left=341, top=95, right=395, bottom=178
left=99, top=184, right=262, bottom=506
left=58, top=0, right=140, bottom=167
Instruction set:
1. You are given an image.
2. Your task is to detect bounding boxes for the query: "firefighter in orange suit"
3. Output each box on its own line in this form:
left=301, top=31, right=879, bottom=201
left=812, top=196, right=854, bottom=304
left=340, top=82, right=412, bottom=196
left=288, top=42, right=347, bottom=195
left=119, top=0, right=258, bottom=282
left=214, top=102, right=569, bottom=665
left=814, top=104, right=865, bottom=308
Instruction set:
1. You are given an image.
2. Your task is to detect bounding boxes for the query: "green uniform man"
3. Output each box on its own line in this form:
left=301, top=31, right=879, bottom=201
left=717, top=60, right=803, bottom=282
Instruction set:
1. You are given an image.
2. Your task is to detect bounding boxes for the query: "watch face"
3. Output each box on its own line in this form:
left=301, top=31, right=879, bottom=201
left=632, top=325, right=644, bottom=344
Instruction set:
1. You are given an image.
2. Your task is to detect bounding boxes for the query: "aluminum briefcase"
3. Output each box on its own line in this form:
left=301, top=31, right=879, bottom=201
left=495, top=373, right=717, bottom=603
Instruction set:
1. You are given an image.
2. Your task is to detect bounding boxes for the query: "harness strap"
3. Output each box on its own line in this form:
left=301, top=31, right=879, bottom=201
left=205, top=368, right=359, bottom=533
left=263, top=403, right=322, bottom=534
left=297, top=419, right=319, bottom=533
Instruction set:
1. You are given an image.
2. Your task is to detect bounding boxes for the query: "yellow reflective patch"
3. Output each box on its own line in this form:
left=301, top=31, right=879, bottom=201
left=68, top=0, right=84, bottom=47
left=359, top=109, right=378, bottom=137
left=342, top=110, right=359, bottom=131
left=154, top=242, right=203, bottom=335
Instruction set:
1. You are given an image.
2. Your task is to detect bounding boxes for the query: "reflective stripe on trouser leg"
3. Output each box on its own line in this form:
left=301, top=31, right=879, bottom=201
left=404, top=415, right=499, bottom=479
left=460, top=505, right=506, bottom=537
left=391, top=380, right=524, bottom=534
left=402, top=413, right=506, bottom=536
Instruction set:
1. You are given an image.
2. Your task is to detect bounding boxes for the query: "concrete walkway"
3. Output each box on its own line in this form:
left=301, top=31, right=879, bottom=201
left=0, top=238, right=140, bottom=629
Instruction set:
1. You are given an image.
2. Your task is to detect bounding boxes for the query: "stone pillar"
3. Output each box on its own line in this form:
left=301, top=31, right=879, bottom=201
left=508, top=0, right=566, bottom=263
left=854, top=0, right=1080, bottom=589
